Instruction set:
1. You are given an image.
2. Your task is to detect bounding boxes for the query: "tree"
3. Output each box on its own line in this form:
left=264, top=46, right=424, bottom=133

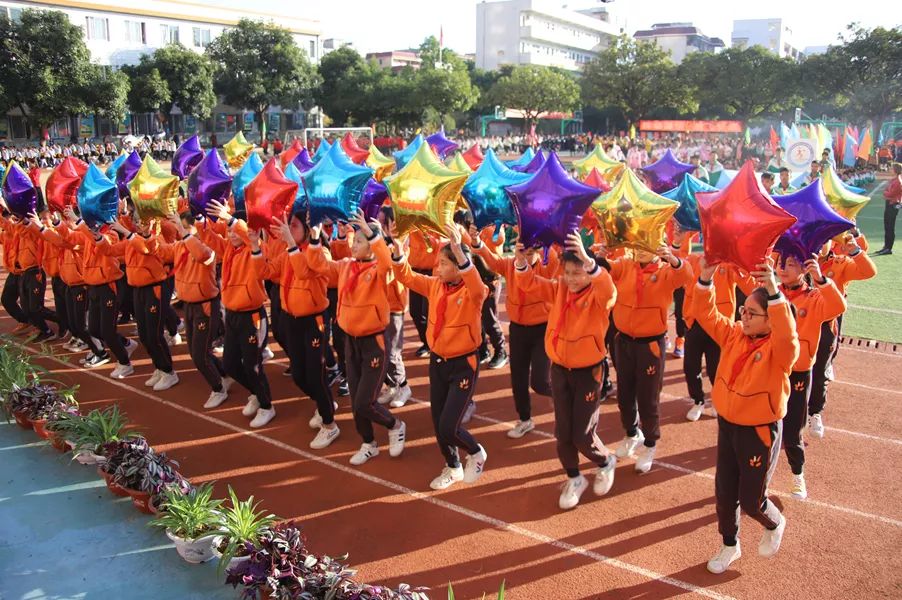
left=150, top=43, right=216, bottom=119
left=79, top=65, right=130, bottom=125
left=206, top=19, right=321, bottom=140
left=316, top=46, right=369, bottom=125
left=416, top=65, right=479, bottom=121
left=491, top=65, right=580, bottom=131
left=582, top=35, right=696, bottom=127
left=122, top=66, right=171, bottom=125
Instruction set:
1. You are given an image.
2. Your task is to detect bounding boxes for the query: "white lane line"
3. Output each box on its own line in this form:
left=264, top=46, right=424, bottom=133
left=831, top=380, right=902, bottom=396
left=824, top=426, right=902, bottom=446
left=21, top=346, right=737, bottom=600
left=836, top=345, right=902, bottom=359
left=847, top=304, right=902, bottom=316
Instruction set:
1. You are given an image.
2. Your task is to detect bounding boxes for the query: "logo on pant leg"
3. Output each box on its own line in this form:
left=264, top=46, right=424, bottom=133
left=197, top=321, right=207, bottom=331
left=584, top=390, right=596, bottom=402
left=149, top=305, right=158, bottom=314
left=459, top=378, right=471, bottom=390
left=311, top=337, right=320, bottom=348
left=106, top=300, right=114, bottom=308
left=76, top=294, right=84, bottom=301
left=749, top=455, right=762, bottom=468
left=370, top=356, right=381, bottom=369
left=646, top=365, right=657, bottom=376
left=248, top=335, right=258, bottom=344
left=794, top=380, right=805, bottom=391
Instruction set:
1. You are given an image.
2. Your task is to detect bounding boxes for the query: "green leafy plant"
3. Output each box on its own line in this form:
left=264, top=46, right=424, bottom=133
left=0, top=340, right=47, bottom=420
left=215, top=486, right=279, bottom=573
left=149, top=482, right=222, bottom=540
left=99, top=437, right=184, bottom=493
left=60, top=405, right=138, bottom=456
left=448, top=580, right=506, bottom=600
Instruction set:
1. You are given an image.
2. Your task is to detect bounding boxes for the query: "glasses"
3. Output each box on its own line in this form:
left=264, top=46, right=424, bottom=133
left=739, top=306, right=767, bottom=319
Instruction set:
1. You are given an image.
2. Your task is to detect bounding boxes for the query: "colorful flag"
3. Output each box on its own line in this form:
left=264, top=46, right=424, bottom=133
left=769, top=126, right=779, bottom=152
left=857, top=128, right=872, bottom=161
left=843, top=131, right=858, bottom=167
left=780, top=122, right=791, bottom=148
left=629, top=124, right=636, bottom=140
left=790, top=123, right=800, bottom=139
left=744, top=127, right=751, bottom=145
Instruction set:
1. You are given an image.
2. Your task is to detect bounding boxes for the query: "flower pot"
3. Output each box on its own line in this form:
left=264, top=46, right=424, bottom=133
left=49, top=431, right=69, bottom=453
left=12, top=410, right=32, bottom=430
left=212, top=536, right=253, bottom=571
left=74, top=449, right=106, bottom=465
left=32, top=419, right=50, bottom=439
left=97, top=467, right=130, bottom=497
left=166, top=530, right=218, bottom=564
left=126, top=489, right=154, bottom=514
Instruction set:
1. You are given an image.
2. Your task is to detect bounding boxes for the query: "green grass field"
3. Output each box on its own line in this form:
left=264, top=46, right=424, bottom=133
left=840, top=179, right=901, bottom=343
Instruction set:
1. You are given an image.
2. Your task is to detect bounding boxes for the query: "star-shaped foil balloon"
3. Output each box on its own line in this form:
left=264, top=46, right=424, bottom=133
left=244, top=158, right=297, bottom=231
left=223, top=131, right=255, bottom=169
left=129, top=155, right=180, bottom=221
left=462, top=144, right=484, bottom=170
left=300, top=143, right=374, bottom=226
left=105, top=152, right=127, bottom=181
left=591, top=167, right=679, bottom=253
left=506, top=152, right=599, bottom=253
left=1, top=162, right=37, bottom=218
left=573, top=144, right=622, bottom=180
left=46, top=156, right=89, bottom=213
left=426, top=127, right=459, bottom=161
left=77, top=164, right=119, bottom=228
left=696, top=161, right=797, bottom=273
left=360, top=178, right=388, bottom=221
left=385, top=142, right=469, bottom=239
left=461, top=147, right=530, bottom=234
left=580, top=168, right=611, bottom=231
left=187, top=149, right=233, bottom=220
left=292, top=148, right=315, bottom=173
left=366, top=144, right=395, bottom=182
left=661, top=174, right=717, bottom=232
left=393, top=134, right=425, bottom=171
left=171, top=134, right=204, bottom=178
left=341, top=132, right=370, bottom=164
left=115, top=151, right=143, bottom=200
left=311, top=138, right=332, bottom=163
left=280, top=139, right=305, bottom=169
left=713, top=169, right=738, bottom=190
left=506, top=147, right=535, bottom=170
left=514, top=149, right=547, bottom=174
left=446, top=152, right=473, bottom=174
left=283, top=162, right=307, bottom=214
left=231, top=152, right=264, bottom=213
left=640, top=148, right=695, bottom=194
left=772, top=181, right=853, bottom=264
left=820, top=165, right=870, bottom=221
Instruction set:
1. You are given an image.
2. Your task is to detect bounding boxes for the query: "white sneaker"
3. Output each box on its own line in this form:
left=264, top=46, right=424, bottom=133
left=791, top=473, right=808, bottom=500
left=559, top=475, right=588, bottom=510
left=463, top=445, right=487, bottom=483
left=177, top=319, right=185, bottom=334
left=125, top=338, right=138, bottom=358
left=204, top=390, right=229, bottom=409
left=153, top=371, right=179, bottom=391
left=110, top=364, right=134, bottom=379
left=635, top=445, right=656, bottom=474
left=389, top=385, right=412, bottom=408
left=593, top=455, right=617, bottom=496
left=809, top=413, right=824, bottom=439
left=249, top=407, right=276, bottom=428
left=242, top=395, right=260, bottom=417
left=430, top=465, right=464, bottom=490
left=824, top=363, right=835, bottom=381
left=261, top=347, right=274, bottom=362
left=686, top=403, right=704, bottom=422
left=165, top=332, right=182, bottom=346
left=388, top=420, right=406, bottom=457
left=212, top=345, right=224, bottom=357
left=145, top=370, right=164, bottom=387
left=707, top=543, right=741, bottom=574
left=462, top=400, right=477, bottom=424
left=507, top=419, right=535, bottom=439
left=615, top=430, right=645, bottom=459
left=350, top=442, right=379, bottom=466
left=759, top=513, right=786, bottom=558
left=310, top=426, right=340, bottom=449
left=377, top=386, right=397, bottom=405
left=308, top=402, right=339, bottom=429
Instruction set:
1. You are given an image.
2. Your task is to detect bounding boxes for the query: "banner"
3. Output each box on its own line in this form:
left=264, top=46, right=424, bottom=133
left=243, top=113, right=254, bottom=132
left=785, top=138, right=816, bottom=172
left=184, top=115, right=197, bottom=134
left=638, top=120, right=744, bottom=133
left=79, top=116, right=95, bottom=138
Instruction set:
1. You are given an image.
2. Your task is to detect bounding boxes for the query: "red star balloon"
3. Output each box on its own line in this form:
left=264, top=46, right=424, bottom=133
left=244, top=159, right=298, bottom=231
left=45, top=156, right=89, bottom=212
left=340, top=132, right=370, bottom=164
left=696, top=161, right=797, bottom=273
left=580, top=167, right=612, bottom=231
left=462, top=144, right=485, bottom=170
left=280, top=139, right=305, bottom=169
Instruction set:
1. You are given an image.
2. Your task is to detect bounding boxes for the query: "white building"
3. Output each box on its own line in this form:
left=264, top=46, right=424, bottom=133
left=633, top=22, right=725, bottom=64
left=731, top=18, right=803, bottom=61
left=475, top=0, right=623, bottom=72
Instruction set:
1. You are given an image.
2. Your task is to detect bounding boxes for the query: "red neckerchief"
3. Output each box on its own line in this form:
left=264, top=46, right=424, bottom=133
left=433, top=280, right=464, bottom=340
left=338, top=259, right=376, bottom=320
left=551, top=284, right=592, bottom=348
left=635, top=260, right=661, bottom=306
left=728, top=335, right=771, bottom=387
left=780, top=282, right=809, bottom=303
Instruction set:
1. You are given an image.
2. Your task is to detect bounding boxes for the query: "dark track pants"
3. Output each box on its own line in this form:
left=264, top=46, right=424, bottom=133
left=184, top=297, right=225, bottom=392
left=429, top=352, right=481, bottom=468
left=551, top=361, right=611, bottom=476
left=683, top=322, right=720, bottom=405
left=346, top=332, right=396, bottom=444
left=614, top=333, right=665, bottom=446
left=509, top=321, right=551, bottom=421
left=223, top=308, right=272, bottom=409
left=284, top=312, right=334, bottom=425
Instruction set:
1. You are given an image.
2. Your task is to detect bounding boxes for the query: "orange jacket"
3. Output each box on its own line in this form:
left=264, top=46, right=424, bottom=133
left=41, top=229, right=62, bottom=278
left=818, top=249, right=877, bottom=295
left=0, top=217, right=18, bottom=273
left=694, top=283, right=800, bottom=425
left=197, top=219, right=228, bottom=265
left=220, top=220, right=273, bottom=312
left=608, top=257, right=693, bottom=338
left=278, top=244, right=332, bottom=318
left=475, top=244, right=559, bottom=325
left=12, top=222, right=43, bottom=271
left=40, top=225, right=85, bottom=286
left=123, top=233, right=169, bottom=287
left=682, top=254, right=756, bottom=328
left=264, top=236, right=286, bottom=283
left=158, top=233, right=222, bottom=303
left=387, top=268, right=409, bottom=313
left=393, top=253, right=487, bottom=359
left=516, top=261, right=616, bottom=368
left=407, top=230, right=440, bottom=271
left=667, top=223, right=696, bottom=259
left=782, top=280, right=846, bottom=371
left=308, top=234, right=393, bottom=336
left=77, top=223, right=125, bottom=285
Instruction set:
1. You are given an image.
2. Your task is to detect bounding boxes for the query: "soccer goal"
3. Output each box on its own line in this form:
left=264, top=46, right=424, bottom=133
left=283, top=127, right=374, bottom=148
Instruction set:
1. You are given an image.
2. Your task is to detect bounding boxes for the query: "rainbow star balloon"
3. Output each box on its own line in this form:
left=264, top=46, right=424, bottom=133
left=573, top=144, right=622, bottom=180
left=128, top=155, right=180, bottom=220
left=446, top=152, right=473, bottom=174
left=820, top=165, right=870, bottom=221
left=300, top=144, right=374, bottom=225
left=223, top=131, right=255, bottom=169
left=366, top=143, right=395, bottom=181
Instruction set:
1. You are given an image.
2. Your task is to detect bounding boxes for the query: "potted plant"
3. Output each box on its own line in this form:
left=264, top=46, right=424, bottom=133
left=149, top=483, right=223, bottom=563
left=0, top=341, right=50, bottom=428
left=99, top=437, right=185, bottom=513
left=29, top=386, right=78, bottom=439
left=213, top=486, right=279, bottom=573
left=63, top=405, right=137, bottom=465
left=43, top=404, right=82, bottom=452
left=5, top=382, right=71, bottom=430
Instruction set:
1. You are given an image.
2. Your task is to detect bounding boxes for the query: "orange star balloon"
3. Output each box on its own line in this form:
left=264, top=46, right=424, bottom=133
left=223, top=131, right=255, bottom=169
left=590, top=168, right=679, bottom=253
left=820, top=165, right=869, bottom=221
left=573, top=144, right=623, bottom=181
left=385, top=143, right=469, bottom=239
left=366, top=144, right=395, bottom=182
left=128, top=155, right=180, bottom=221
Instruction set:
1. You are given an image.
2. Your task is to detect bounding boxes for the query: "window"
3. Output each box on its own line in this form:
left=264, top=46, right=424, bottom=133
left=309, top=40, right=316, bottom=59
left=160, top=24, right=179, bottom=45
left=85, top=16, right=109, bottom=41
left=7, top=7, right=22, bottom=21
left=192, top=27, right=211, bottom=48
left=124, top=20, right=146, bottom=44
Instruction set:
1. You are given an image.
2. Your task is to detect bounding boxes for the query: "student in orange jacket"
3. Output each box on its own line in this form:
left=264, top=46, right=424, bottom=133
left=13, top=214, right=57, bottom=341
left=0, top=212, right=30, bottom=331
left=306, top=210, right=407, bottom=464
left=206, top=200, right=276, bottom=428
left=262, top=229, right=287, bottom=368
left=776, top=253, right=846, bottom=500
left=160, top=212, right=233, bottom=409
left=321, top=220, right=350, bottom=395
left=606, top=244, right=693, bottom=473
left=406, top=229, right=440, bottom=357
left=30, top=210, right=71, bottom=344
left=515, top=234, right=618, bottom=510
left=695, top=257, right=799, bottom=575
left=391, top=222, right=489, bottom=490
left=667, top=222, right=696, bottom=358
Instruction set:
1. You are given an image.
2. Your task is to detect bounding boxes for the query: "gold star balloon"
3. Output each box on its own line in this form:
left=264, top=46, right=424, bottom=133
left=385, top=142, right=469, bottom=239
left=820, top=165, right=870, bottom=221
left=128, top=155, right=180, bottom=221
left=223, top=131, right=255, bottom=169
left=591, top=167, right=679, bottom=253
left=366, top=143, right=396, bottom=182
left=573, top=144, right=623, bottom=181
left=446, top=151, right=473, bottom=174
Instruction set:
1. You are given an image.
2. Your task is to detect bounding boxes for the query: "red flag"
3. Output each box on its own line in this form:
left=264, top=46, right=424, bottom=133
left=439, top=26, right=443, bottom=48
left=769, top=126, right=779, bottom=152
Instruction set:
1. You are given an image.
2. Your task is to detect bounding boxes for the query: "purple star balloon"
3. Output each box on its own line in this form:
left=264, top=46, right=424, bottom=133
left=187, top=149, right=233, bottom=220
left=514, top=149, right=547, bottom=174
left=772, top=181, right=854, bottom=264
left=461, top=148, right=531, bottom=234
left=426, top=127, right=459, bottom=161
left=77, top=164, right=119, bottom=228
left=172, top=135, right=204, bottom=179
left=661, top=174, right=718, bottom=232
left=506, top=147, right=536, bottom=170
left=506, top=152, right=600, bottom=254
left=1, top=162, right=37, bottom=218
left=640, top=149, right=694, bottom=194
left=292, top=148, right=316, bottom=173
left=115, top=150, right=143, bottom=199
left=360, top=178, right=388, bottom=222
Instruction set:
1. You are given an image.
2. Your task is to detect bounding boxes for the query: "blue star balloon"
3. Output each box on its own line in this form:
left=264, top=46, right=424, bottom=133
left=311, top=139, right=332, bottom=163
left=772, top=181, right=854, bottom=264
left=284, top=162, right=307, bottom=214
left=292, top=147, right=316, bottom=173
left=172, top=134, right=204, bottom=178
left=300, top=143, right=374, bottom=226
left=77, top=164, right=119, bottom=228
left=661, top=174, right=718, bottom=232
left=1, top=162, right=37, bottom=218
left=426, top=128, right=459, bottom=161
left=640, top=148, right=694, bottom=194
left=514, top=148, right=547, bottom=174
left=461, top=148, right=531, bottom=235
left=115, top=150, right=143, bottom=199
left=506, top=152, right=600, bottom=254
left=231, top=151, right=264, bottom=213
left=187, top=149, right=233, bottom=220
left=105, top=153, right=127, bottom=180
left=506, top=147, right=536, bottom=170
left=393, top=134, right=424, bottom=171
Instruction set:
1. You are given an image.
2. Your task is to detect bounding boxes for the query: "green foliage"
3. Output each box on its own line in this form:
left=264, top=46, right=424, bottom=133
left=150, top=482, right=223, bottom=539
left=147, top=43, right=217, bottom=119
left=492, top=65, right=580, bottom=128
left=57, top=405, right=138, bottom=455
left=447, top=580, right=506, bottom=600
left=216, top=485, right=279, bottom=572
left=317, top=46, right=372, bottom=125
left=79, top=65, right=130, bottom=123
left=121, top=66, right=171, bottom=115
left=416, top=65, right=479, bottom=119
